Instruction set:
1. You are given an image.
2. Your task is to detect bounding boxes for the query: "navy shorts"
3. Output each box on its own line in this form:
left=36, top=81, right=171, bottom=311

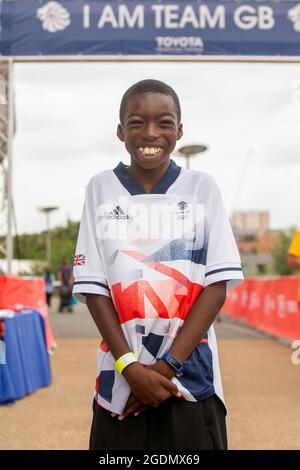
left=89, top=394, right=227, bottom=450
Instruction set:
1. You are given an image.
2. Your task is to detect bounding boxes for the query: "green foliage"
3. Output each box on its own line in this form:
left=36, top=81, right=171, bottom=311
left=19, top=261, right=46, bottom=276
left=272, top=227, right=297, bottom=275
left=10, top=220, right=80, bottom=276
left=50, top=220, right=80, bottom=275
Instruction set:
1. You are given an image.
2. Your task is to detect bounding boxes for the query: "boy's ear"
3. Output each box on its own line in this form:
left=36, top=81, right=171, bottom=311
left=177, top=123, right=183, bottom=140
left=117, top=124, right=124, bottom=142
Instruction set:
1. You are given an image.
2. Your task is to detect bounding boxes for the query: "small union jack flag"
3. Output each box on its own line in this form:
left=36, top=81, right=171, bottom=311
left=74, top=254, right=86, bottom=266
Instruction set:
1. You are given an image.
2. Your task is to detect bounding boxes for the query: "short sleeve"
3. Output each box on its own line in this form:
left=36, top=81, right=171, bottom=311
left=204, top=179, right=244, bottom=290
left=72, top=180, right=110, bottom=304
left=288, top=231, right=300, bottom=257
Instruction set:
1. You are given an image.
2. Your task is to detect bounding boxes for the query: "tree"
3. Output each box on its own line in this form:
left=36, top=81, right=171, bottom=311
left=51, top=220, right=80, bottom=275
left=0, top=219, right=80, bottom=276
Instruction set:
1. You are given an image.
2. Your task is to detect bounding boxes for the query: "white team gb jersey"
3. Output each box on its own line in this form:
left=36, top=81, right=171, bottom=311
left=73, top=159, right=244, bottom=414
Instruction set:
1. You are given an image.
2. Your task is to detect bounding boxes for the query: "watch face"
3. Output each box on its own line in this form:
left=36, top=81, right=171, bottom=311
left=169, top=357, right=180, bottom=368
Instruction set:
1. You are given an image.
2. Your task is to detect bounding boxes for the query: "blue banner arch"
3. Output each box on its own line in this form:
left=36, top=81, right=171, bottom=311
left=0, top=1, right=300, bottom=58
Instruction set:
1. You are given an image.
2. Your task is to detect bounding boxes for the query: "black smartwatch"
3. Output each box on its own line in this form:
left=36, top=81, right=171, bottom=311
left=161, top=353, right=184, bottom=377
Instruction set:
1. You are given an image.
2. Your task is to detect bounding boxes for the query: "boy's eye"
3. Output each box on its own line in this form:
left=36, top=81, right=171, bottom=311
left=160, top=121, right=175, bottom=126
left=128, top=120, right=143, bottom=126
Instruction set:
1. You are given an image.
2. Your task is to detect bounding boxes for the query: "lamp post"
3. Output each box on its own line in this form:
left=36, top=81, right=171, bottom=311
left=176, top=144, right=208, bottom=170
left=38, top=206, right=58, bottom=268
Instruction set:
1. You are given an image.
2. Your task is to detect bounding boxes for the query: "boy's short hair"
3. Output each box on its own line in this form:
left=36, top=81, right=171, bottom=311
left=119, top=79, right=181, bottom=124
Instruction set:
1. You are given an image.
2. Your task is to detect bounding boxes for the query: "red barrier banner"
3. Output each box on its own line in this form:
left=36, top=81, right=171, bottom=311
left=223, top=276, right=300, bottom=340
left=0, top=275, right=55, bottom=350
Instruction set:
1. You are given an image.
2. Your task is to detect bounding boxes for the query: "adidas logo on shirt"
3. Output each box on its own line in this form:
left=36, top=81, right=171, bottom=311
left=105, top=206, right=130, bottom=220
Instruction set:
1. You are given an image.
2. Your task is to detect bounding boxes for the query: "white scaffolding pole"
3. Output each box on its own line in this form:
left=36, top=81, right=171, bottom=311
left=0, top=58, right=14, bottom=274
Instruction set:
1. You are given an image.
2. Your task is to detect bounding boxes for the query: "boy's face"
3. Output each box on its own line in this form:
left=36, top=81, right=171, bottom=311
left=117, top=92, right=183, bottom=169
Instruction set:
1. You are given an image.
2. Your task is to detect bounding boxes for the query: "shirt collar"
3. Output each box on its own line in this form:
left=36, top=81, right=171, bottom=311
left=113, top=159, right=182, bottom=195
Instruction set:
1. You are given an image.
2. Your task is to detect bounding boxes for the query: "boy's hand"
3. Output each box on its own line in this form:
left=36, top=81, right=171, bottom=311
left=113, top=393, right=147, bottom=420
left=148, top=359, right=176, bottom=380
left=123, top=362, right=180, bottom=405
left=112, top=361, right=180, bottom=420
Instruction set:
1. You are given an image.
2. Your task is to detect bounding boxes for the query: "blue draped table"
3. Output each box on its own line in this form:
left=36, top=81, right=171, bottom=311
left=0, top=310, right=52, bottom=404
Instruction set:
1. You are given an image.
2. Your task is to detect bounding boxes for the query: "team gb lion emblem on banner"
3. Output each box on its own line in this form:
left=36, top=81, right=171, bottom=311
left=287, top=3, right=300, bottom=32
left=37, top=1, right=71, bottom=33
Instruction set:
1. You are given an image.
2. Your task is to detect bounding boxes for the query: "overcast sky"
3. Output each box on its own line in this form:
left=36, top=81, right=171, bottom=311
left=11, top=61, right=300, bottom=234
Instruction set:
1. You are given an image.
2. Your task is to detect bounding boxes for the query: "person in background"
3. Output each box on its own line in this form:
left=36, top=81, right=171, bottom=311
left=44, top=269, right=55, bottom=307
left=57, top=257, right=74, bottom=313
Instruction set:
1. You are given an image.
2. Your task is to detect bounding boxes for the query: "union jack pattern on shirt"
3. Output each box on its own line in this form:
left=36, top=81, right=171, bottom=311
left=73, top=254, right=86, bottom=266
left=73, top=159, right=244, bottom=415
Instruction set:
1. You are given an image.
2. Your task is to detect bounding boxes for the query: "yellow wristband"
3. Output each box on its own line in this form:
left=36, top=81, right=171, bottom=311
left=115, top=352, right=138, bottom=375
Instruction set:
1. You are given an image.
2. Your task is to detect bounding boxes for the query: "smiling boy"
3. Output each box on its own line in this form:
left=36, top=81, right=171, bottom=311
left=73, top=79, right=243, bottom=450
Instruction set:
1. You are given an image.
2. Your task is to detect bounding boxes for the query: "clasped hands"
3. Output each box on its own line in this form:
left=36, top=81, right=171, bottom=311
left=111, top=359, right=181, bottom=421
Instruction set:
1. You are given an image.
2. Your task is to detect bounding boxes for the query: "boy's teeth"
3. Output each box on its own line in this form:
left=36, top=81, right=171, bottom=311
left=138, top=146, right=162, bottom=156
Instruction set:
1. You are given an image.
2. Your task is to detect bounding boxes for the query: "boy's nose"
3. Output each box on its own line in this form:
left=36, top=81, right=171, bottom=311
left=142, top=122, right=160, bottom=139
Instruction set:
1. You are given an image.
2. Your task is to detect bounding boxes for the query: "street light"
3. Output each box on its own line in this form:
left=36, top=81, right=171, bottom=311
left=176, top=144, right=208, bottom=169
left=37, top=206, right=58, bottom=268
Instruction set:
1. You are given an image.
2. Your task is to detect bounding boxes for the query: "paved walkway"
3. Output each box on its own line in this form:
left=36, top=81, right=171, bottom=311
left=1, top=300, right=299, bottom=449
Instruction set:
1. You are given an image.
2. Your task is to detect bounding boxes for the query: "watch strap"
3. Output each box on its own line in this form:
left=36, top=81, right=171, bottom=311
left=161, top=353, right=184, bottom=377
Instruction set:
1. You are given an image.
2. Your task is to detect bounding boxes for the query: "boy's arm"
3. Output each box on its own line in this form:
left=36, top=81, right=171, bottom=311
left=86, top=294, right=131, bottom=360
left=120, top=281, right=226, bottom=419
left=167, top=281, right=226, bottom=361
left=86, top=294, right=180, bottom=408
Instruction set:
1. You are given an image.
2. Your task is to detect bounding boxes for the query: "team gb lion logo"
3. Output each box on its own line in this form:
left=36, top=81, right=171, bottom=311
left=287, top=3, right=300, bottom=33
left=37, top=1, right=71, bottom=33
